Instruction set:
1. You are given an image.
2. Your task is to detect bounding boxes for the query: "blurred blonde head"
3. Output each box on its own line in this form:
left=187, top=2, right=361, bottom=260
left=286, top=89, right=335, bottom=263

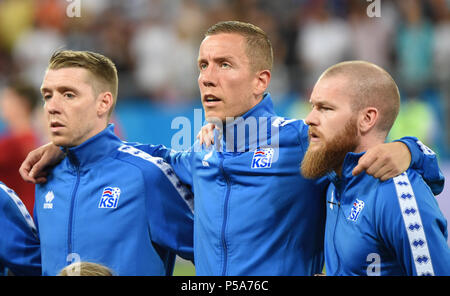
left=58, top=261, right=114, bottom=276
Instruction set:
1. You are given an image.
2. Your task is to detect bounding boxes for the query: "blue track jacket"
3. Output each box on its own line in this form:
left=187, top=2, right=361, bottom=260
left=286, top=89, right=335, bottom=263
left=34, top=125, right=194, bottom=276
left=137, top=93, right=444, bottom=275
left=0, top=182, right=41, bottom=275
left=325, top=152, right=450, bottom=276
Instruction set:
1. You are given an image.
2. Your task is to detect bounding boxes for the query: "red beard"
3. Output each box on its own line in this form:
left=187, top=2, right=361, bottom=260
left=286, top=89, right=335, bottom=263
left=301, top=118, right=359, bottom=179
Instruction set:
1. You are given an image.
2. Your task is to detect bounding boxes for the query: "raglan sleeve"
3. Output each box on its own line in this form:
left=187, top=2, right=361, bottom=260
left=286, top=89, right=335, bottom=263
left=144, top=161, right=194, bottom=262
left=129, top=142, right=195, bottom=187
left=376, top=172, right=450, bottom=276
left=0, top=184, right=41, bottom=276
left=394, top=137, right=444, bottom=195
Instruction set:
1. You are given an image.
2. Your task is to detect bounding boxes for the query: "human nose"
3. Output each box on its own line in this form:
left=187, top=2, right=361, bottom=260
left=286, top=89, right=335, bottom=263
left=44, top=94, right=61, bottom=115
left=198, top=65, right=217, bottom=88
left=304, top=108, right=319, bottom=126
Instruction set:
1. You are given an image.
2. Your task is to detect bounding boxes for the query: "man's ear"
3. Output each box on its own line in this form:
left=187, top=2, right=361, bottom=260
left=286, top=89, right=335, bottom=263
left=254, top=70, right=271, bottom=97
left=358, top=107, right=379, bottom=134
left=97, top=92, right=114, bottom=118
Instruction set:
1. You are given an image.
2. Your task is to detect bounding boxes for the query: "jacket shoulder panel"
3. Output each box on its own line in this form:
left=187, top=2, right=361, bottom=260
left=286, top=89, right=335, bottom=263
left=0, top=182, right=37, bottom=237
left=115, top=144, right=194, bottom=212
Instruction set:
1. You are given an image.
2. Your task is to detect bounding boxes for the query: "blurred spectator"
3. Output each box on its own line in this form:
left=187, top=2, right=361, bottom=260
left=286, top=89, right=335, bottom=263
left=395, top=0, right=434, bottom=95
left=348, top=0, right=397, bottom=72
left=12, top=21, right=64, bottom=89
left=130, top=1, right=200, bottom=103
left=431, top=0, right=450, bottom=156
left=34, top=0, right=66, bottom=32
left=0, top=0, right=448, bottom=159
left=0, top=80, right=41, bottom=216
left=0, top=0, right=34, bottom=52
left=96, top=7, right=138, bottom=99
left=296, top=0, right=351, bottom=91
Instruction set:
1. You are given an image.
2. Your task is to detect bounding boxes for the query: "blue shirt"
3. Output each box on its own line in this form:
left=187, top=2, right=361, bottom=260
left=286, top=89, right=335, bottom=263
left=137, top=93, right=444, bottom=275
left=35, top=125, right=194, bottom=275
left=0, top=182, right=41, bottom=275
left=325, top=152, right=450, bottom=275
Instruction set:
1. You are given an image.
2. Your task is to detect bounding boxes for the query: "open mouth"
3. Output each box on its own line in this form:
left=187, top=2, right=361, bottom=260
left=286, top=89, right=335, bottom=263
left=50, top=121, right=65, bottom=131
left=203, top=94, right=222, bottom=104
left=308, top=129, right=321, bottom=142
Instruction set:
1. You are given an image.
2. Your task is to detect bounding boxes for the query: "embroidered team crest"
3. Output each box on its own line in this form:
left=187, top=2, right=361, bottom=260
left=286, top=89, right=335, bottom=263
left=251, top=148, right=274, bottom=169
left=348, top=199, right=365, bottom=222
left=98, top=187, right=121, bottom=209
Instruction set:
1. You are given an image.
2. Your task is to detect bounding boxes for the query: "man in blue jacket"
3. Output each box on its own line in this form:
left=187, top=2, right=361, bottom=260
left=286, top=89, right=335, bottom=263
left=21, top=22, right=444, bottom=275
left=34, top=50, right=194, bottom=276
left=0, top=181, right=41, bottom=275
left=301, top=60, right=450, bottom=275
left=136, top=21, right=443, bottom=275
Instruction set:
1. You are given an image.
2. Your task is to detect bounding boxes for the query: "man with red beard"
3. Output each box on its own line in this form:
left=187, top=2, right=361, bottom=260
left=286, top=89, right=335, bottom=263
left=19, top=22, right=445, bottom=276
left=302, top=61, right=450, bottom=276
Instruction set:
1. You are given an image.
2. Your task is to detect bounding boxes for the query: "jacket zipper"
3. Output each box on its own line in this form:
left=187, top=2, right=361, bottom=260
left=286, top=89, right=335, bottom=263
left=219, top=154, right=231, bottom=276
left=67, top=155, right=81, bottom=264
left=332, top=187, right=343, bottom=275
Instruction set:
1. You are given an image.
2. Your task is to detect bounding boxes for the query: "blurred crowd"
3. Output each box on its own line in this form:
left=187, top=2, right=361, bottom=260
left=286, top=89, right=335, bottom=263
left=0, top=0, right=449, bottom=158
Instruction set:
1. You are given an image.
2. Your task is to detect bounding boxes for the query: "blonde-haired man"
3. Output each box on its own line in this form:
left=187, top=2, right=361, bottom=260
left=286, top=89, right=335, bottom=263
left=34, top=50, right=194, bottom=275
left=22, top=23, right=443, bottom=276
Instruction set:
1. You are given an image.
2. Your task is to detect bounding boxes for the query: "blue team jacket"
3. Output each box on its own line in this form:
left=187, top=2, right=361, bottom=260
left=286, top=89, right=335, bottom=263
left=141, top=94, right=328, bottom=275
left=139, top=94, right=444, bottom=276
left=0, top=182, right=41, bottom=275
left=325, top=152, right=450, bottom=276
left=34, top=125, right=194, bottom=276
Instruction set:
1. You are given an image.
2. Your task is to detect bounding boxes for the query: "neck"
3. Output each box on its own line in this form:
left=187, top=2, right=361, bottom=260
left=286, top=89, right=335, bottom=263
left=335, top=133, right=386, bottom=177
left=354, top=133, right=386, bottom=153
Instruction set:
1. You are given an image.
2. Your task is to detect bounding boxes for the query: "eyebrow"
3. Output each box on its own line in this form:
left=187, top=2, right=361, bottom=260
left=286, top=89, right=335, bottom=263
left=198, top=55, right=235, bottom=64
left=309, top=98, right=336, bottom=107
left=40, top=86, right=79, bottom=94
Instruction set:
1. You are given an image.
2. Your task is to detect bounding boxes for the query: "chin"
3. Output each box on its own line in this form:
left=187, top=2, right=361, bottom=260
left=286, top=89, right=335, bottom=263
left=51, top=137, right=70, bottom=148
left=205, top=114, right=224, bottom=124
left=308, top=141, right=323, bottom=150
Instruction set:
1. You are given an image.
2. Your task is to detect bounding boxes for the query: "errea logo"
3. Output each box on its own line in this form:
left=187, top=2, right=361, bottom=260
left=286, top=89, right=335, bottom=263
left=44, top=191, right=54, bottom=209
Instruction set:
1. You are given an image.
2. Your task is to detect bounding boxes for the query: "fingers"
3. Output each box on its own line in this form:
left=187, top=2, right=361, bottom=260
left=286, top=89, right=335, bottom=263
left=353, top=141, right=411, bottom=181
left=353, top=151, right=386, bottom=179
left=352, top=152, right=375, bottom=176
left=19, top=151, right=43, bottom=184
left=198, top=123, right=216, bottom=148
left=29, top=157, right=50, bottom=181
left=19, top=142, right=63, bottom=184
left=19, top=160, right=35, bottom=183
left=33, top=172, right=49, bottom=184
left=378, top=169, right=396, bottom=182
left=196, top=130, right=203, bottom=146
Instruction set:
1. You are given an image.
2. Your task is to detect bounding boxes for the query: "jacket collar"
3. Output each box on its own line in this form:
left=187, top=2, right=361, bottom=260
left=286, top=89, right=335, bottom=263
left=235, top=92, right=276, bottom=120
left=326, top=151, right=366, bottom=190
left=217, top=93, right=277, bottom=152
left=64, top=124, right=122, bottom=169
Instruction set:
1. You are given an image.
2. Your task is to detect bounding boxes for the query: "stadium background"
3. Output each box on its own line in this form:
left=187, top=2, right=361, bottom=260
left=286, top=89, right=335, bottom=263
left=0, top=0, right=449, bottom=275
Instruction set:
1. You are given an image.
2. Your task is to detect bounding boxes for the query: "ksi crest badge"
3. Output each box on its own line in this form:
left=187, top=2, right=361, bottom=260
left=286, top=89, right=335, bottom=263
left=348, top=199, right=365, bottom=222
left=251, top=148, right=274, bottom=169
left=98, top=187, right=121, bottom=209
